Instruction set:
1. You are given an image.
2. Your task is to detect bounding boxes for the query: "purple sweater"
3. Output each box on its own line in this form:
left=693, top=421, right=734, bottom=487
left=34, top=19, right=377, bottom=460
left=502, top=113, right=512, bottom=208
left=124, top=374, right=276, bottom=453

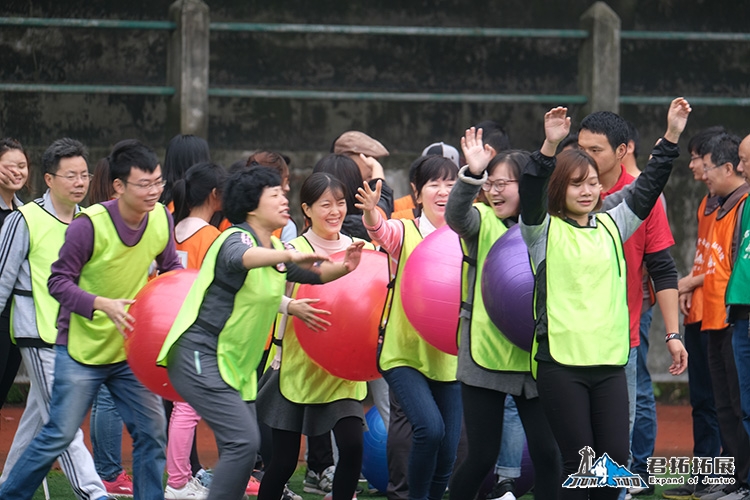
left=49, top=199, right=183, bottom=345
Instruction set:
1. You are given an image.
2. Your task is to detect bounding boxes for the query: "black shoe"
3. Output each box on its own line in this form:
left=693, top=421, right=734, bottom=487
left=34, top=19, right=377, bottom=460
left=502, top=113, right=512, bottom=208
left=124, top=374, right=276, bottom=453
left=487, top=478, right=516, bottom=500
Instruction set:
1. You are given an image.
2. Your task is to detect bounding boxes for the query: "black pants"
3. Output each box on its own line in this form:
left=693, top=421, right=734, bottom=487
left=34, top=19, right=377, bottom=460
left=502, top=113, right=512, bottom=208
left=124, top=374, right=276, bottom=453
left=307, top=433, right=334, bottom=475
left=258, top=416, right=363, bottom=500
left=0, top=316, right=21, bottom=410
left=684, top=323, right=722, bottom=458
left=537, top=362, right=629, bottom=500
left=706, top=327, right=750, bottom=484
left=449, top=383, right=561, bottom=500
left=386, top=388, right=411, bottom=500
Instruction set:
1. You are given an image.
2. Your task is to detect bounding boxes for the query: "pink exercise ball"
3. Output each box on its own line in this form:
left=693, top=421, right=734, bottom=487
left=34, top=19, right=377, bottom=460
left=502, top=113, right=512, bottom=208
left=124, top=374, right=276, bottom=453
left=400, top=225, right=462, bottom=355
left=481, top=225, right=535, bottom=351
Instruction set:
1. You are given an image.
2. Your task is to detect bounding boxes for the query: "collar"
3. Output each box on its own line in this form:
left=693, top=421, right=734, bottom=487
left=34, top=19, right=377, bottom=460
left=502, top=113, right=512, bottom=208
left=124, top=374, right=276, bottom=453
left=716, top=183, right=750, bottom=220
left=602, top=165, right=633, bottom=197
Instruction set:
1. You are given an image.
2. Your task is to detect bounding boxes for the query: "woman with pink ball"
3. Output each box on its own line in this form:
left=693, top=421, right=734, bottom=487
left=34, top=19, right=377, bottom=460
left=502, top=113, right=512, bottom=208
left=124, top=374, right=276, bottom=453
left=356, top=155, right=460, bottom=500
left=445, top=128, right=561, bottom=500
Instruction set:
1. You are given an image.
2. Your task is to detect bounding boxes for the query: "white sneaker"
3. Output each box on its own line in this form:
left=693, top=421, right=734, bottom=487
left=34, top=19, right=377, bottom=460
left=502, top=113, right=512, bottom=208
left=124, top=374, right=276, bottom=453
left=718, top=487, right=750, bottom=500
left=165, top=477, right=210, bottom=500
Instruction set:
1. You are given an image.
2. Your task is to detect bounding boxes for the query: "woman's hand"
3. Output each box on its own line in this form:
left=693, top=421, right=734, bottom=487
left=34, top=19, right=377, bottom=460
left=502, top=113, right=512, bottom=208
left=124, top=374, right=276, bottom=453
left=541, top=106, right=571, bottom=157
left=355, top=180, right=381, bottom=213
left=360, top=154, right=385, bottom=181
left=288, top=298, right=331, bottom=332
left=342, top=241, right=365, bottom=272
left=664, top=97, right=692, bottom=144
left=461, top=127, right=494, bottom=176
left=289, top=251, right=331, bottom=271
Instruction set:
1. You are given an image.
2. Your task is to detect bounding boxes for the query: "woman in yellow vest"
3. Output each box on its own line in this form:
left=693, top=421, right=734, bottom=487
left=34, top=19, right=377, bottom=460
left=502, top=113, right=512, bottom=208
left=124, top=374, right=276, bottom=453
left=158, top=167, right=364, bottom=500
left=446, top=129, right=561, bottom=500
left=520, top=102, right=689, bottom=499
left=257, top=172, right=369, bottom=500
left=164, top=161, right=225, bottom=498
left=356, top=156, right=460, bottom=500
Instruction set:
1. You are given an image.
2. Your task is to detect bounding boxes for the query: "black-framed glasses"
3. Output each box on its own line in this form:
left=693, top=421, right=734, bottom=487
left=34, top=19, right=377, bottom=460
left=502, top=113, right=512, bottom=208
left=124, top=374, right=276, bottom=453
left=481, top=179, right=518, bottom=192
left=50, top=172, right=93, bottom=182
left=124, top=179, right=167, bottom=191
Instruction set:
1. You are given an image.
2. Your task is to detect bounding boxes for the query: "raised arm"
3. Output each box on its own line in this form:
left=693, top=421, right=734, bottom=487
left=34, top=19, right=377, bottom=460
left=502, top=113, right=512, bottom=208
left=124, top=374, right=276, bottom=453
left=446, top=127, right=492, bottom=240
left=520, top=107, right=571, bottom=226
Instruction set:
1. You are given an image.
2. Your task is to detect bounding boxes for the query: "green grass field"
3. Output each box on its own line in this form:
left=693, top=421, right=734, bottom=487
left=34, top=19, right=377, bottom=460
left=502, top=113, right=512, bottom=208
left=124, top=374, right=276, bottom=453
left=29, top=467, right=686, bottom=499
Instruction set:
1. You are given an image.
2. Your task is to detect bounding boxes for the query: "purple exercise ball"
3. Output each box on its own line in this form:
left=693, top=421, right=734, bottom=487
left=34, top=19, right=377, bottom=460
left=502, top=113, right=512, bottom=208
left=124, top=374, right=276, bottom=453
left=481, top=225, right=535, bottom=351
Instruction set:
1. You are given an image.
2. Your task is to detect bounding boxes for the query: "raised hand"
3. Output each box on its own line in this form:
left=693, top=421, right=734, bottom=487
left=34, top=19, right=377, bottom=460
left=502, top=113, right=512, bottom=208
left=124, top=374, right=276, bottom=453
left=342, top=241, right=365, bottom=272
left=541, top=106, right=571, bottom=157
left=664, top=97, right=692, bottom=144
left=461, top=127, right=494, bottom=176
left=355, top=180, right=382, bottom=213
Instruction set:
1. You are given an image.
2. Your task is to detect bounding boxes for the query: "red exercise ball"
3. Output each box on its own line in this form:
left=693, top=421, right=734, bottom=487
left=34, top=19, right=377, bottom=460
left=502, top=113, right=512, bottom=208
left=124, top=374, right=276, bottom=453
left=400, top=225, right=462, bottom=355
left=125, top=269, right=199, bottom=401
left=294, top=249, right=388, bottom=381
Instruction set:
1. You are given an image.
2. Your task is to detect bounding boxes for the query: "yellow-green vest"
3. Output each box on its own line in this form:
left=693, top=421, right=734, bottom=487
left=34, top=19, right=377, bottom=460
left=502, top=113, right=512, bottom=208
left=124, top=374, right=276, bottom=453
left=378, top=220, right=457, bottom=381
left=461, top=204, right=530, bottom=372
left=537, top=214, right=629, bottom=368
left=275, top=235, right=368, bottom=404
left=13, top=202, right=68, bottom=344
left=158, top=227, right=287, bottom=401
left=68, top=203, right=169, bottom=365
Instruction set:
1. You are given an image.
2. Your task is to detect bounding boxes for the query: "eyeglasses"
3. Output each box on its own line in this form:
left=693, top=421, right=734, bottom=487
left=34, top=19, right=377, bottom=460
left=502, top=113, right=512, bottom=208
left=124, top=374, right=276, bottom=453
left=50, top=172, right=93, bottom=182
left=702, top=164, right=723, bottom=174
left=481, top=179, right=518, bottom=192
left=124, top=179, right=167, bottom=191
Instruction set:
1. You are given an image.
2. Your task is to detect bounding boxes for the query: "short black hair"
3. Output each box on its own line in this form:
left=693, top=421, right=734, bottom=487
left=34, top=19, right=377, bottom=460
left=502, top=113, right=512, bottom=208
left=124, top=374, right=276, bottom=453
left=41, top=138, right=88, bottom=175
left=700, top=133, right=741, bottom=174
left=475, top=120, right=511, bottom=153
left=299, top=172, right=346, bottom=226
left=223, top=167, right=282, bottom=224
left=626, top=121, right=640, bottom=160
left=412, top=155, right=458, bottom=198
left=688, top=126, right=726, bottom=156
left=108, top=139, right=160, bottom=184
left=580, top=111, right=629, bottom=152
left=312, top=154, right=364, bottom=216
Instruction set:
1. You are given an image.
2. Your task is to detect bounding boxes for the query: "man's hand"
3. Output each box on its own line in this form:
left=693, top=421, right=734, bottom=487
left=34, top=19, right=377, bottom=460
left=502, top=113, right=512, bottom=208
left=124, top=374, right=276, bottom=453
left=664, top=97, right=692, bottom=144
left=288, top=298, right=331, bottom=332
left=541, top=106, right=571, bottom=157
left=679, top=292, right=693, bottom=316
left=666, top=338, right=688, bottom=376
left=461, top=127, right=494, bottom=176
left=94, top=297, right=136, bottom=338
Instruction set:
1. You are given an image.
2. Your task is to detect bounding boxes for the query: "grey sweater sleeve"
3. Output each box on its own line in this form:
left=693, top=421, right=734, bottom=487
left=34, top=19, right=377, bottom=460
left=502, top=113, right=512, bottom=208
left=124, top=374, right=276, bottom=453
left=446, top=165, right=486, bottom=241
left=0, top=211, right=38, bottom=340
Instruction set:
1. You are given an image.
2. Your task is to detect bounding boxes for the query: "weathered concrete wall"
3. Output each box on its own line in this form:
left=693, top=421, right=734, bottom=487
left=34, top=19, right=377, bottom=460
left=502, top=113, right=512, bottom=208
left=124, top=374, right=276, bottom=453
left=2, top=0, right=750, bottom=379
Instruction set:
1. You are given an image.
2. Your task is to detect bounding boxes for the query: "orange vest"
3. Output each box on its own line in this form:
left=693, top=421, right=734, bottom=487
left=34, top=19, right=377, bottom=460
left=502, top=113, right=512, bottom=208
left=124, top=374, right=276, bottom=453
left=685, top=196, right=715, bottom=325
left=702, top=192, right=748, bottom=331
left=175, top=224, right=221, bottom=270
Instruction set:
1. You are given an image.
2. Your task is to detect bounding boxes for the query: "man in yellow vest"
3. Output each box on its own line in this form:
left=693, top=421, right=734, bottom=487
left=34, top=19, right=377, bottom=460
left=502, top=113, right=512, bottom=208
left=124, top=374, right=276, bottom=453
left=0, top=139, right=183, bottom=500
left=0, top=138, right=114, bottom=499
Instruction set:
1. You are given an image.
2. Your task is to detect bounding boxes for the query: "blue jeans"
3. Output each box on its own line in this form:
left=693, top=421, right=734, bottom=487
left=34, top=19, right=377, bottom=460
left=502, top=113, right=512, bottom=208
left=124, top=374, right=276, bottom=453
left=495, top=394, right=523, bottom=478
left=0, top=346, right=166, bottom=500
left=732, top=319, right=750, bottom=484
left=632, top=308, right=656, bottom=477
left=383, top=367, right=462, bottom=500
left=91, top=385, right=125, bottom=481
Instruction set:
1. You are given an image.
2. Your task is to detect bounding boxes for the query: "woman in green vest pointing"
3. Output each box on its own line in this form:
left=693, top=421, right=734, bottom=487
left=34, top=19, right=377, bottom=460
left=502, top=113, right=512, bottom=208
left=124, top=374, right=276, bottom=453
left=158, top=167, right=364, bottom=500
left=519, top=101, right=690, bottom=499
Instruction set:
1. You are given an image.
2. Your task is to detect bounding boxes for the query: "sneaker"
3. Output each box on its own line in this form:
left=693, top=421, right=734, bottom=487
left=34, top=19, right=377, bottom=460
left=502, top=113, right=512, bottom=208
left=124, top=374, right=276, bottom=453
left=304, top=465, right=335, bottom=494
left=195, top=468, right=213, bottom=489
left=487, top=478, right=516, bottom=500
left=629, top=484, right=655, bottom=496
left=282, top=484, right=303, bottom=500
left=245, top=475, right=261, bottom=496
left=697, top=485, right=734, bottom=500
left=718, top=487, right=750, bottom=500
left=323, top=494, right=356, bottom=500
left=165, top=477, right=209, bottom=500
left=662, top=483, right=695, bottom=499
left=103, top=470, right=134, bottom=497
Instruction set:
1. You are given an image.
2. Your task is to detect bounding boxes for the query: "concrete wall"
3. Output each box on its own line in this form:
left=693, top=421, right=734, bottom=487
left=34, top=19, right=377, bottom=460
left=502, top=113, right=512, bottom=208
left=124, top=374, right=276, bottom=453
left=2, top=0, right=750, bottom=378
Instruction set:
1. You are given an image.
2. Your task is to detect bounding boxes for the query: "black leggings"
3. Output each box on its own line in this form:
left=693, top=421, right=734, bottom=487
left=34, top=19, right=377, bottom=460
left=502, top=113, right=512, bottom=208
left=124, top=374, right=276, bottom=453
left=537, top=362, right=629, bottom=500
left=0, top=317, right=21, bottom=410
left=257, top=416, right=363, bottom=500
left=449, top=383, right=561, bottom=500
